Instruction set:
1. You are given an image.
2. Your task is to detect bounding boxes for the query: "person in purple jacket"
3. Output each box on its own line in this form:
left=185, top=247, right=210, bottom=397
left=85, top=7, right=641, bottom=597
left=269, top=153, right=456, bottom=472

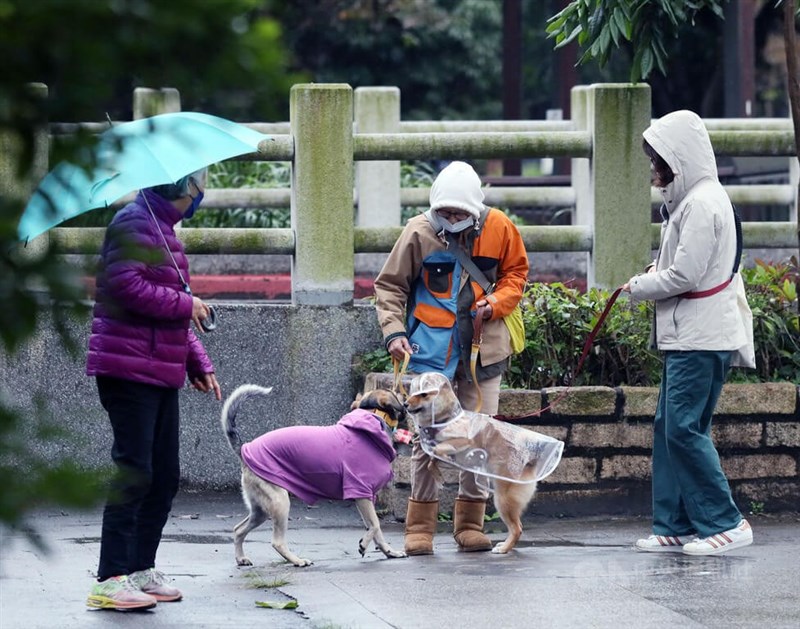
left=85, top=167, right=221, bottom=611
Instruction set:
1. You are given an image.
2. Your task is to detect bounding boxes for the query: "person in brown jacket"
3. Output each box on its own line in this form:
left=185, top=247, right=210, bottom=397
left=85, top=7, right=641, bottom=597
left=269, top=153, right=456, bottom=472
left=373, top=161, right=528, bottom=555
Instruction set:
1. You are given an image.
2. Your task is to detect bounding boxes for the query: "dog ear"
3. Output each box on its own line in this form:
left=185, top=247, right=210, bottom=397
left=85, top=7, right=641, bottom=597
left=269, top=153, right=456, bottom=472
left=357, top=390, right=406, bottom=421
left=382, top=390, right=408, bottom=424
left=351, top=392, right=364, bottom=411
left=356, top=389, right=381, bottom=411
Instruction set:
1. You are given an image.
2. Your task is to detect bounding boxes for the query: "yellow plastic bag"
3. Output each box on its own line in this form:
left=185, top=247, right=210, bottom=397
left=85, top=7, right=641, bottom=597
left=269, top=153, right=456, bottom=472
left=504, top=304, right=525, bottom=354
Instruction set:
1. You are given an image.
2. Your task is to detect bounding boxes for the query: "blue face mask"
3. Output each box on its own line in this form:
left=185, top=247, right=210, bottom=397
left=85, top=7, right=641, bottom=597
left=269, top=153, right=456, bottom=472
left=183, top=189, right=204, bottom=220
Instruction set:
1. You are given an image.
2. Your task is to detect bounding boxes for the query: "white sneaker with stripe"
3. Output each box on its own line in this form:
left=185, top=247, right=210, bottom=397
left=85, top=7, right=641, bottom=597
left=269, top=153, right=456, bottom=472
left=682, top=519, right=753, bottom=556
left=634, top=534, right=691, bottom=552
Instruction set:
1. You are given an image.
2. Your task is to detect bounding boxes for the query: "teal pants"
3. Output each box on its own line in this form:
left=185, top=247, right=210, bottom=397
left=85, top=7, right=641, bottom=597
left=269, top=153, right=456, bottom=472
left=651, top=351, right=742, bottom=539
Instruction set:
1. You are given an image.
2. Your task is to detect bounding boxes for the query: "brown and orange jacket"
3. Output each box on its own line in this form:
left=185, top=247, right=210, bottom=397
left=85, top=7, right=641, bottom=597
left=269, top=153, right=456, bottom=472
left=374, top=207, right=528, bottom=380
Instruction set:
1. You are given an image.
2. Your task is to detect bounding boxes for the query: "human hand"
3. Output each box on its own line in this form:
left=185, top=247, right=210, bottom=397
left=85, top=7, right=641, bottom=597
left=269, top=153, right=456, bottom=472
left=387, top=336, right=413, bottom=361
left=191, top=296, right=210, bottom=333
left=191, top=373, right=222, bottom=400
left=475, top=300, right=493, bottom=319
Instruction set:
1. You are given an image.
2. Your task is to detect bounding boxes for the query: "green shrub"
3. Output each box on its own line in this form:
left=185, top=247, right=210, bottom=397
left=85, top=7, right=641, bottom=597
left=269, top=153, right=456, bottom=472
left=358, top=256, right=800, bottom=389
left=741, top=257, right=799, bottom=382
left=508, top=282, right=660, bottom=389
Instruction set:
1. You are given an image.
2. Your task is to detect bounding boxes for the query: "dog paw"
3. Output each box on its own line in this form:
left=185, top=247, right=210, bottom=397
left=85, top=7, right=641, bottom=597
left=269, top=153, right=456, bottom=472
left=237, top=557, right=254, bottom=566
left=384, top=549, right=407, bottom=559
left=491, top=543, right=511, bottom=554
left=292, top=558, right=313, bottom=567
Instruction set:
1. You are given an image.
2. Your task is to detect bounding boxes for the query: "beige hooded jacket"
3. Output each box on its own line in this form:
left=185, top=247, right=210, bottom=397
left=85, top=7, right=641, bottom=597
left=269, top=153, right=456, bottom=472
left=628, top=110, right=755, bottom=367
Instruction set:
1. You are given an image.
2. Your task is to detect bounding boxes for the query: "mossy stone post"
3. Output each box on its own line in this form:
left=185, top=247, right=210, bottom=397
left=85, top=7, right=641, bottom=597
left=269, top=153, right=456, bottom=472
left=354, top=87, right=401, bottom=227
left=290, top=84, right=355, bottom=305
left=571, top=86, right=592, bottom=228
left=572, top=84, right=652, bottom=289
left=132, top=87, right=184, bottom=226
left=133, top=87, right=181, bottom=119
left=5, top=83, right=49, bottom=256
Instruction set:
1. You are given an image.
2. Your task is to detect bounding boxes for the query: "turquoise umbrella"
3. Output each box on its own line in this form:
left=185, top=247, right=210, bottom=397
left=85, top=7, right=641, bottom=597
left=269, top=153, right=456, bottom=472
left=17, top=112, right=270, bottom=242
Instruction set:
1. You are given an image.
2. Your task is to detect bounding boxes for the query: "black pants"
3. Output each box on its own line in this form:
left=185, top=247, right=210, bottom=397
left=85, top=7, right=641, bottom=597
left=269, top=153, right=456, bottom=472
left=96, top=376, right=180, bottom=580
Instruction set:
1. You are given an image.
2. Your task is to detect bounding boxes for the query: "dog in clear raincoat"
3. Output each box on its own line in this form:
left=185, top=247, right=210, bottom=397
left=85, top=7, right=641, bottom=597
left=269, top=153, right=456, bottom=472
left=405, top=372, right=564, bottom=553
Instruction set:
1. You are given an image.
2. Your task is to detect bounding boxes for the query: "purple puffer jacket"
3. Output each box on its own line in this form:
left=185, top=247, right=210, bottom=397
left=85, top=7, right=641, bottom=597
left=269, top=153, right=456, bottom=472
left=86, top=189, right=214, bottom=388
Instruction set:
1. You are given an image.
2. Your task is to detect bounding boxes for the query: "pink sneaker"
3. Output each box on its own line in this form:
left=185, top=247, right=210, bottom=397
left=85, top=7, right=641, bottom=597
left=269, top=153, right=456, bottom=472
left=129, top=568, right=183, bottom=602
left=682, top=519, right=753, bottom=556
left=86, top=575, right=157, bottom=610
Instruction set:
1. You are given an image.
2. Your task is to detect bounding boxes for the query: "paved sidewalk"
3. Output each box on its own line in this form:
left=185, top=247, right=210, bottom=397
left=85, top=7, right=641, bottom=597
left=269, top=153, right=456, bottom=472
left=1, top=491, right=798, bottom=629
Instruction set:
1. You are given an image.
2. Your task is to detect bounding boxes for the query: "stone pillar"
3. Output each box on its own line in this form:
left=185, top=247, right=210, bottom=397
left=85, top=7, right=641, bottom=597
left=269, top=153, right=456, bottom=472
left=570, top=86, right=592, bottom=228
left=290, top=84, right=354, bottom=305
left=354, top=87, right=401, bottom=227
left=132, top=88, right=181, bottom=119
left=580, top=84, right=652, bottom=289
left=132, top=88, right=184, bottom=224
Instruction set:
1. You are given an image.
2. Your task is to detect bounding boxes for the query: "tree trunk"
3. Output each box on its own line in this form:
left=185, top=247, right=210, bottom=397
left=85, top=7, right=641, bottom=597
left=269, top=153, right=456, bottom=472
left=783, top=0, right=800, bottom=311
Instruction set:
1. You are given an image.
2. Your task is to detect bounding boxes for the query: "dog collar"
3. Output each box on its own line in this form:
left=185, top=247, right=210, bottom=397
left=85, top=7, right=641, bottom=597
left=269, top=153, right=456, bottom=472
left=369, top=409, right=398, bottom=430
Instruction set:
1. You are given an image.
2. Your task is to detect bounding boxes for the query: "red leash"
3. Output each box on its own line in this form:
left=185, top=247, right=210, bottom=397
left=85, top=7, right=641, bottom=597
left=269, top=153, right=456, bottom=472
left=493, top=286, right=625, bottom=423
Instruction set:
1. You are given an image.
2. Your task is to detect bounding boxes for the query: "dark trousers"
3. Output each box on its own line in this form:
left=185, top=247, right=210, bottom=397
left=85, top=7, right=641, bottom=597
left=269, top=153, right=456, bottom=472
left=651, top=351, right=742, bottom=539
left=96, top=376, right=180, bottom=580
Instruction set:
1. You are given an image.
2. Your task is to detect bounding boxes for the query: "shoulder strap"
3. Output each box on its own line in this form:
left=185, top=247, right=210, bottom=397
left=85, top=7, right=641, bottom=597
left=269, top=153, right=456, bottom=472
left=732, top=204, right=742, bottom=275
left=445, top=232, right=493, bottom=294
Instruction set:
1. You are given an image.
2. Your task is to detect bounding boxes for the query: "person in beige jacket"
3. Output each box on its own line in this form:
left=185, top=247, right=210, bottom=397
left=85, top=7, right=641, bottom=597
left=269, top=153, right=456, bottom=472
left=374, top=161, right=528, bottom=555
left=623, top=110, right=755, bottom=556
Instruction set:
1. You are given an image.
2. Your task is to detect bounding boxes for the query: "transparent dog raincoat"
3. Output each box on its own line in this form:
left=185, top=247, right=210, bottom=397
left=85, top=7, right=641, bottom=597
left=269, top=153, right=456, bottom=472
left=411, top=373, right=564, bottom=488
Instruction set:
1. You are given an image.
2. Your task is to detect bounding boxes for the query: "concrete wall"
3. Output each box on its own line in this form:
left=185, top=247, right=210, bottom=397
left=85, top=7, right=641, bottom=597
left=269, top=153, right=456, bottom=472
left=1, top=303, right=382, bottom=490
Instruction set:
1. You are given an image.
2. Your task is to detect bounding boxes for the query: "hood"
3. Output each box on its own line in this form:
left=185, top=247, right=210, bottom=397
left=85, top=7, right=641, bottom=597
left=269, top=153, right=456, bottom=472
left=428, top=161, right=485, bottom=219
left=338, top=408, right=397, bottom=462
left=643, top=110, right=718, bottom=210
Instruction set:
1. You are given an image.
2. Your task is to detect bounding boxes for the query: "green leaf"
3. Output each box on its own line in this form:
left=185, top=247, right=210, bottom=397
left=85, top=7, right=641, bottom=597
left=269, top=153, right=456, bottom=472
left=612, top=7, right=629, bottom=42
left=255, top=600, right=299, bottom=609
left=641, top=46, right=654, bottom=79
left=630, top=46, right=644, bottom=83
left=562, top=23, right=584, bottom=46
left=546, top=15, right=567, bottom=33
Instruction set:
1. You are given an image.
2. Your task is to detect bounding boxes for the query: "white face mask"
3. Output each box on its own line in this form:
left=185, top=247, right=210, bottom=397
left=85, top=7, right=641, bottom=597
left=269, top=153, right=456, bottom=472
left=440, top=216, right=474, bottom=233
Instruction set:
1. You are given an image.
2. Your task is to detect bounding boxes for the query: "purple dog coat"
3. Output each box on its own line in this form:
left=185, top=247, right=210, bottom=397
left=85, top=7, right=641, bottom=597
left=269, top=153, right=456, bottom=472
left=240, top=408, right=396, bottom=504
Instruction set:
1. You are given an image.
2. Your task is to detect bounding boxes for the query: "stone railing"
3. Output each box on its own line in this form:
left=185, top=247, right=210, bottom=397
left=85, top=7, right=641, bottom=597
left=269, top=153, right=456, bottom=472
left=365, top=374, right=800, bottom=518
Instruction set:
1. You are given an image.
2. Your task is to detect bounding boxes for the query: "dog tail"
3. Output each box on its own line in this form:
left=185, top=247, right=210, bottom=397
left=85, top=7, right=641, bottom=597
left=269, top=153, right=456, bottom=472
left=220, top=384, right=274, bottom=457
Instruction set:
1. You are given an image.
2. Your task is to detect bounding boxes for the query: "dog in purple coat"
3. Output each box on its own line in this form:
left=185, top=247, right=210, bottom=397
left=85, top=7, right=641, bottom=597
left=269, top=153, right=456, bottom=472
left=221, top=384, right=409, bottom=567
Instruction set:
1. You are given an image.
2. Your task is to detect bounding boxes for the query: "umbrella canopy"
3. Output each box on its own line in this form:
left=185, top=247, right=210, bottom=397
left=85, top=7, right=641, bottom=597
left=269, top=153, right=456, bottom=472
left=18, top=112, right=270, bottom=242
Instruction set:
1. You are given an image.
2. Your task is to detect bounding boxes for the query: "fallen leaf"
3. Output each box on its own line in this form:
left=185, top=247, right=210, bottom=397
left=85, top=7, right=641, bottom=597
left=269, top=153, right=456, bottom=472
left=255, top=600, right=299, bottom=610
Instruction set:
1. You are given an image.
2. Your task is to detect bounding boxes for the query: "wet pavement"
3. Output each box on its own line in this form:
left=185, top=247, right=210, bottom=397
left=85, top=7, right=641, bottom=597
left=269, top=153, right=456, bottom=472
left=1, top=491, right=798, bottom=628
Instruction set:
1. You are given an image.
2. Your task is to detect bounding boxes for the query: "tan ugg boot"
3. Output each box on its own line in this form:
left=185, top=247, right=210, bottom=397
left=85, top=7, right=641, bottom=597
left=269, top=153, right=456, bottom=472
left=404, top=499, right=439, bottom=555
left=453, top=498, right=493, bottom=552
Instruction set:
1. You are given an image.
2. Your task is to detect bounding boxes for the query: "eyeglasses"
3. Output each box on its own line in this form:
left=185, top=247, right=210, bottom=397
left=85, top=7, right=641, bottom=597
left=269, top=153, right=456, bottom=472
left=436, top=209, right=471, bottom=221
